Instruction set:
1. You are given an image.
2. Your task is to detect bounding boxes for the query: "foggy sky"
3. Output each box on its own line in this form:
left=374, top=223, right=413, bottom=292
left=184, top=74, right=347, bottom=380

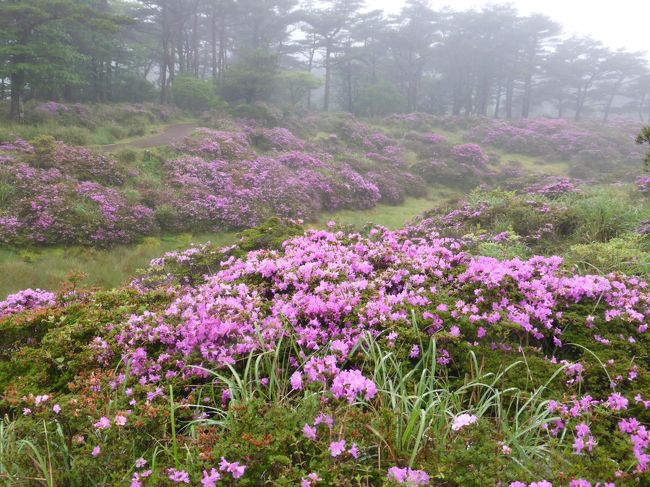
left=367, top=0, right=649, bottom=55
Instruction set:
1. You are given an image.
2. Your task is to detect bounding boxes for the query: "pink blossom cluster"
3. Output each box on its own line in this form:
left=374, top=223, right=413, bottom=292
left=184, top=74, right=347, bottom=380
left=112, top=226, right=648, bottom=397
left=156, top=154, right=380, bottom=232
left=386, top=466, right=430, bottom=485
left=636, top=175, right=650, bottom=195
left=525, top=177, right=580, bottom=198
left=176, top=128, right=252, bottom=159
left=450, top=413, right=478, bottom=431
left=250, top=126, right=306, bottom=151
left=450, top=143, right=489, bottom=167
left=330, top=369, right=378, bottom=404
left=465, top=117, right=635, bottom=160
left=618, top=418, right=649, bottom=473
left=0, top=149, right=154, bottom=246
left=0, top=288, right=56, bottom=317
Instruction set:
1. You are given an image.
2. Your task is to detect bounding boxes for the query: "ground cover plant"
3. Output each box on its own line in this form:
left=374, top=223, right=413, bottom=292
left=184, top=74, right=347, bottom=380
left=0, top=112, right=433, bottom=248
left=1, top=104, right=649, bottom=485
left=3, top=0, right=650, bottom=483
left=1, top=109, right=642, bottom=250
left=0, top=200, right=649, bottom=485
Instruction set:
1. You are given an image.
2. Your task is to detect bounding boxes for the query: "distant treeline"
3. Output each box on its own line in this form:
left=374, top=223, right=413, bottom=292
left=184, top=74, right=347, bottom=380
left=1, top=0, right=649, bottom=122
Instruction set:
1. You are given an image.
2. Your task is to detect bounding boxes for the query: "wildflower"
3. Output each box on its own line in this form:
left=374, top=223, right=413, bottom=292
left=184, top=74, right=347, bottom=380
left=135, top=458, right=147, bottom=468
left=167, top=468, right=190, bottom=484
left=329, top=440, right=346, bottom=457
left=23, top=408, right=31, bottom=416
left=451, top=413, right=478, bottom=431
left=34, top=395, right=49, bottom=406
left=499, top=441, right=512, bottom=455
left=314, top=413, right=333, bottom=428
left=409, top=344, right=420, bottom=359
left=303, top=423, right=317, bottom=441
left=349, top=443, right=359, bottom=459
left=529, top=482, right=553, bottom=487
left=301, top=472, right=322, bottom=486
left=386, top=466, right=430, bottom=485
left=130, top=473, right=142, bottom=487
left=91, top=446, right=101, bottom=457
left=607, top=393, right=629, bottom=411
left=94, top=416, right=111, bottom=430
left=114, top=414, right=127, bottom=426
left=290, top=371, right=303, bottom=391
left=330, top=369, right=377, bottom=403
left=201, top=468, right=221, bottom=487
left=53, top=404, right=61, bottom=414
left=219, top=457, right=247, bottom=479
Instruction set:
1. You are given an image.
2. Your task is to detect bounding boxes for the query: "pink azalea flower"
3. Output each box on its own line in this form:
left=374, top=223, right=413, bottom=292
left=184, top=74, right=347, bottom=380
left=167, top=468, right=190, bottom=484
left=329, top=440, right=346, bottom=457
left=303, top=423, right=317, bottom=441
left=451, top=413, right=477, bottom=431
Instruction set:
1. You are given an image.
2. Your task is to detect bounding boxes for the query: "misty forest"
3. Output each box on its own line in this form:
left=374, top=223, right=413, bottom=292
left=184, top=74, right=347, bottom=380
left=1, top=0, right=650, bottom=485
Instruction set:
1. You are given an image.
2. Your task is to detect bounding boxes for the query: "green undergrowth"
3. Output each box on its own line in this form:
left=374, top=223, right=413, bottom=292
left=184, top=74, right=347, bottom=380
left=0, top=233, right=238, bottom=296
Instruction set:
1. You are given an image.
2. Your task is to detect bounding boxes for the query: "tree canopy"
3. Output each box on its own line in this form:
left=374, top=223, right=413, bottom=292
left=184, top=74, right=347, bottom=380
left=1, top=0, right=649, bottom=121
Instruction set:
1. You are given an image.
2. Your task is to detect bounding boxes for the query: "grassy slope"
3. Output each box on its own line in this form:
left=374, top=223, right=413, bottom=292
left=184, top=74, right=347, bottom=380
left=0, top=194, right=448, bottom=296
left=0, top=232, right=237, bottom=296
left=0, top=115, right=579, bottom=297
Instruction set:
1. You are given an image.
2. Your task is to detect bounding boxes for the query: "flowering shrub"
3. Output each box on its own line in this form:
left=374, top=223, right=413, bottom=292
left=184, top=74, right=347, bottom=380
left=0, top=288, right=56, bottom=317
left=464, top=117, right=641, bottom=170
left=250, top=126, right=306, bottom=151
left=1, top=114, right=427, bottom=246
left=2, top=214, right=650, bottom=484
left=106, top=224, right=649, bottom=405
left=524, top=177, right=580, bottom=198
left=387, top=466, right=430, bottom=485
left=0, top=163, right=155, bottom=245
left=636, top=175, right=650, bottom=195
left=175, top=128, right=252, bottom=159
left=450, top=143, right=489, bottom=166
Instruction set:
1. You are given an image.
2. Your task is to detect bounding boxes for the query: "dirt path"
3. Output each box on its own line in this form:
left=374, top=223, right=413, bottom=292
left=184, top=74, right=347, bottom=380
left=98, top=123, right=199, bottom=152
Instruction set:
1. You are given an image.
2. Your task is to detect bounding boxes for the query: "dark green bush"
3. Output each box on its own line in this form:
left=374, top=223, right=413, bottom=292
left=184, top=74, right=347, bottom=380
left=172, top=75, right=216, bottom=111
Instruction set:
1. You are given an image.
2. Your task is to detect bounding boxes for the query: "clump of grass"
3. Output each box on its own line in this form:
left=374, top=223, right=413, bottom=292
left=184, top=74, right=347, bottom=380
left=0, top=232, right=238, bottom=297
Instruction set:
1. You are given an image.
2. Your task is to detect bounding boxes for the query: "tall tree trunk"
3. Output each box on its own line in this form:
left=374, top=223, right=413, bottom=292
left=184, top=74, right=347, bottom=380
left=602, top=76, right=623, bottom=122
left=160, top=1, right=170, bottom=104
left=192, top=1, right=200, bottom=77
left=574, top=85, right=584, bottom=121
left=478, top=73, right=490, bottom=116
left=218, top=18, right=226, bottom=82
left=306, top=37, right=316, bottom=110
left=521, top=36, right=538, bottom=119
left=345, top=62, right=353, bottom=113
left=493, top=75, right=502, bottom=118
left=10, top=69, right=25, bottom=122
left=505, top=70, right=514, bottom=119
left=210, top=10, right=218, bottom=82
left=323, top=41, right=332, bottom=111
left=521, top=73, right=532, bottom=118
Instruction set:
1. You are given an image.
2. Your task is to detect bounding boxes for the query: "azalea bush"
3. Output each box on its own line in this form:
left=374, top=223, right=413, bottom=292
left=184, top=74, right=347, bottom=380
left=0, top=214, right=649, bottom=485
left=411, top=186, right=648, bottom=260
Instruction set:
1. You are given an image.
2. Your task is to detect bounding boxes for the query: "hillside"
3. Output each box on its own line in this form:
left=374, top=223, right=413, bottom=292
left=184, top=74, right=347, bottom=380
left=0, top=119, right=649, bottom=483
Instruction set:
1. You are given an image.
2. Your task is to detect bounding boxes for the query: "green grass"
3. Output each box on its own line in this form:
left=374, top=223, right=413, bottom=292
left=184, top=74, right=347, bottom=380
left=0, top=191, right=454, bottom=296
left=0, top=232, right=238, bottom=296
left=317, top=190, right=454, bottom=230
left=496, top=151, right=570, bottom=176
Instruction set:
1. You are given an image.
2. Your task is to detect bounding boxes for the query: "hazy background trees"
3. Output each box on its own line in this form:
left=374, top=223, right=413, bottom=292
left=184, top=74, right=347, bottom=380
left=2, top=0, right=649, bottom=121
